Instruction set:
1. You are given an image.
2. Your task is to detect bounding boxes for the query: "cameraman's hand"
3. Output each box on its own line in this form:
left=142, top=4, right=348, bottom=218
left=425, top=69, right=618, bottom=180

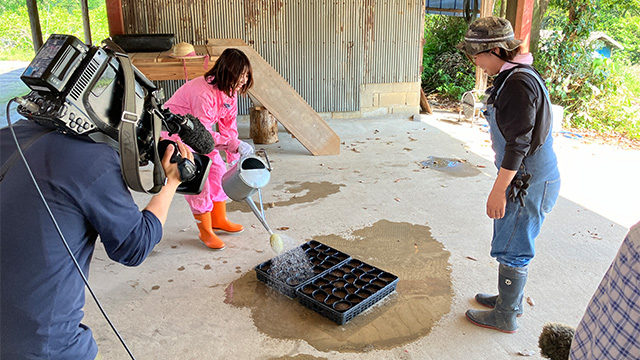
left=237, top=141, right=254, bottom=157
left=145, top=140, right=194, bottom=226
left=162, top=140, right=193, bottom=188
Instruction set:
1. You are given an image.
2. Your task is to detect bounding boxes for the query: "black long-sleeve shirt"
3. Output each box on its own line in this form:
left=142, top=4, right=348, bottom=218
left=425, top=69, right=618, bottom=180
left=486, top=65, right=553, bottom=171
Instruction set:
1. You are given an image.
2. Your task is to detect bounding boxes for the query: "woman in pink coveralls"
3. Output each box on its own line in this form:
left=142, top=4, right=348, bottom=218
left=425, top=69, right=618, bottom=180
left=162, top=48, right=254, bottom=250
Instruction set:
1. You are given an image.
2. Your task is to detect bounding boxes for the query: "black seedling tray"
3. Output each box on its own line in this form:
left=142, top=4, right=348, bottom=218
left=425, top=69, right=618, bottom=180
left=295, top=258, right=398, bottom=325
left=255, top=240, right=350, bottom=298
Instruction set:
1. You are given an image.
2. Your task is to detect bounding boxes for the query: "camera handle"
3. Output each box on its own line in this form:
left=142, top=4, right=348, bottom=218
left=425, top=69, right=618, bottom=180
left=105, top=39, right=165, bottom=194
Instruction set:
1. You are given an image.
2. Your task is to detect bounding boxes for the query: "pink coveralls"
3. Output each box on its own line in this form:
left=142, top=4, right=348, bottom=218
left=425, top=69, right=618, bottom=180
left=161, top=76, right=242, bottom=214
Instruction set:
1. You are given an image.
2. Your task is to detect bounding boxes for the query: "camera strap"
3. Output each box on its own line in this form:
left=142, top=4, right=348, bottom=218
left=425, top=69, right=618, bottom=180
left=106, top=39, right=165, bottom=194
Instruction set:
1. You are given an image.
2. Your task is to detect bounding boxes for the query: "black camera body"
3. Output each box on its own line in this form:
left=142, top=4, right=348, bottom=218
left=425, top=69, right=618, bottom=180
left=17, top=34, right=212, bottom=195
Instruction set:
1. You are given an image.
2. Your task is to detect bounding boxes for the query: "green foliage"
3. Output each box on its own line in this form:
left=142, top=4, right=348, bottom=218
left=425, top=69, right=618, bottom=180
left=597, top=13, right=640, bottom=64
left=422, top=15, right=476, bottom=100
left=0, top=0, right=109, bottom=61
left=537, top=0, right=640, bottom=140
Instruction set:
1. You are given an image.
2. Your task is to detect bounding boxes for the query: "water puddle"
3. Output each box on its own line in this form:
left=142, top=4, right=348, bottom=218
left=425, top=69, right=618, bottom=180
left=269, top=355, right=328, bottom=360
left=225, top=220, right=452, bottom=352
left=419, top=156, right=481, bottom=177
left=228, top=181, right=345, bottom=212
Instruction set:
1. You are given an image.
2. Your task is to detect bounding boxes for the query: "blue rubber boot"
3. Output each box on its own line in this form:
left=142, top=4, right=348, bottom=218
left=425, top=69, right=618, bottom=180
left=466, top=264, right=528, bottom=333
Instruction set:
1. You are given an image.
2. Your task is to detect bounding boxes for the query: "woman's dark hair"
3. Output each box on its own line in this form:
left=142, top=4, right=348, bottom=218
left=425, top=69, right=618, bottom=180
left=204, top=48, right=254, bottom=97
left=497, top=47, right=521, bottom=61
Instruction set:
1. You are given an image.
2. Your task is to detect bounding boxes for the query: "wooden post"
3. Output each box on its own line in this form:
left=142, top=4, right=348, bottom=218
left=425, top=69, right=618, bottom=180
left=80, top=0, right=92, bottom=45
left=250, top=106, right=279, bottom=144
left=419, top=88, right=433, bottom=114
left=514, top=0, right=535, bottom=52
left=474, top=0, right=495, bottom=91
left=105, top=0, right=125, bottom=36
left=26, top=0, right=43, bottom=53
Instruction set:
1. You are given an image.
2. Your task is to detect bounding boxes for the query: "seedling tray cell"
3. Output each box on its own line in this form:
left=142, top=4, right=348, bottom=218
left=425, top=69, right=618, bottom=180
left=295, top=259, right=399, bottom=325
left=255, top=240, right=350, bottom=298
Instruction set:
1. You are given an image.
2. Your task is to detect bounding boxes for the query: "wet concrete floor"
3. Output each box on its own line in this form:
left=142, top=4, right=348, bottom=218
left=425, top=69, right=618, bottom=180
left=225, top=220, right=451, bottom=353
left=79, top=114, right=637, bottom=359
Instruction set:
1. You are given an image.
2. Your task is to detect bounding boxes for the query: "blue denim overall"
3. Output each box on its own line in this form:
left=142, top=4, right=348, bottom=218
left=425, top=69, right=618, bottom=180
left=485, top=68, right=561, bottom=268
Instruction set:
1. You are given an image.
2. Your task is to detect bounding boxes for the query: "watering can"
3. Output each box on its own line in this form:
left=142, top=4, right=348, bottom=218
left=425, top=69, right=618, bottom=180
left=221, top=149, right=273, bottom=235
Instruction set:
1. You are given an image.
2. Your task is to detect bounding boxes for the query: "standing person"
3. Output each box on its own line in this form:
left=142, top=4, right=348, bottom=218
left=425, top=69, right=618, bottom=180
left=456, top=16, right=561, bottom=333
left=0, top=118, right=192, bottom=359
left=569, top=220, right=640, bottom=359
left=162, top=48, right=255, bottom=250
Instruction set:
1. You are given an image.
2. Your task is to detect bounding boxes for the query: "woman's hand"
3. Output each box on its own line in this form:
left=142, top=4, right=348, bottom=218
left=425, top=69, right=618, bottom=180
left=486, top=187, right=507, bottom=219
left=237, top=141, right=254, bottom=157
left=487, top=167, right=517, bottom=219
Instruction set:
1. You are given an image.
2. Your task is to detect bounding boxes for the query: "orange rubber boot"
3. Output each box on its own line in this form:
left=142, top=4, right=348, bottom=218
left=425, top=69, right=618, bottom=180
left=211, top=201, right=244, bottom=233
left=193, top=212, right=226, bottom=250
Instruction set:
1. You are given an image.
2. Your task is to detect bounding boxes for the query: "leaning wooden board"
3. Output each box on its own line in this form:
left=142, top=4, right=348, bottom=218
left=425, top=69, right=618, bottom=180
left=207, top=39, right=340, bottom=156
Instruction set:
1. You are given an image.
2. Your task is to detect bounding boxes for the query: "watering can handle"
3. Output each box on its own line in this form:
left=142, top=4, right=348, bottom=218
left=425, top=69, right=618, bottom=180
left=256, top=149, right=272, bottom=171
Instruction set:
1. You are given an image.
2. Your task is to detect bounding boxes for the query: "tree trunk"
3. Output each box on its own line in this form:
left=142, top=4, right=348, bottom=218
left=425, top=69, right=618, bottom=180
left=529, top=0, right=550, bottom=54
left=250, top=106, right=279, bottom=144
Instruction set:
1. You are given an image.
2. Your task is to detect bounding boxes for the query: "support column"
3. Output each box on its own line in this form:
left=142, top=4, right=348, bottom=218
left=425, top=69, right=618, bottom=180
left=81, top=0, right=92, bottom=44
left=514, top=0, right=535, bottom=52
left=474, top=0, right=495, bottom=91
left=106, top=0, right=125, bottom=36
left=506, top=0, right=534, bottom=53
left=26, top=0, right=43, bottom=53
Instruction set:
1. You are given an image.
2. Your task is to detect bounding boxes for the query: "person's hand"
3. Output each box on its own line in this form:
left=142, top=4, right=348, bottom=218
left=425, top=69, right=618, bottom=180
left=237, top=141, right=254, bottom=157
left=161, top=140, right=193, bottom=188
left=486, top=187, right=507, bottom=219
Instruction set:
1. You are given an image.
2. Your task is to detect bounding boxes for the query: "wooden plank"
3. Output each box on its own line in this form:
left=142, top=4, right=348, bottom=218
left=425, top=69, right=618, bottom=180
left=129, top=52, right=161, bottom=63
left=133, top=62, right=211, bottom=81
left=207, top=39, right=340, bottom=156
left=130, top=46, right=217, bottom=81
left=420, top=88, right=433, bottom=114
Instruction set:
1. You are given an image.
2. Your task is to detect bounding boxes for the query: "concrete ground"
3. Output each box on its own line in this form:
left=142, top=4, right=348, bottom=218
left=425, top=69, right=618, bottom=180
left=85, top=112, right=638, bottom=360
left=3, top=62, right=639, bottom=359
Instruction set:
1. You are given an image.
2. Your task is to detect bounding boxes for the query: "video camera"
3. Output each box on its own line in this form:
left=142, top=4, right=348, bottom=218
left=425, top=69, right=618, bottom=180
left=16, top=34, right=213, bottom=194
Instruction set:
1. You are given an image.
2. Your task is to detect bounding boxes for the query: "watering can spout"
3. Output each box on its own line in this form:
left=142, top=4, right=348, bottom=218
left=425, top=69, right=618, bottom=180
left=221, top=150, right=273, bottom=235
left=245, top=197, right=273, bottom=235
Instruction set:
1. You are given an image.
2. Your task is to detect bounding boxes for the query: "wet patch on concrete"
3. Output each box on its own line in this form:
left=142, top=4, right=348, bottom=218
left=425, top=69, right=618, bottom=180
left=419, top=156, right=482, bottom=177
left=269, top=355, right=328, bottom=360
left=226, top=220, right=452, bottom=352
left=228, top=181, right=346, bottom=212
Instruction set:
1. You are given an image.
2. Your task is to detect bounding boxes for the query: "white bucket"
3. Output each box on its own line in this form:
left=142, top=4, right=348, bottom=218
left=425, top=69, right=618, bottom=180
left=551, top=104, right=564, bottom=133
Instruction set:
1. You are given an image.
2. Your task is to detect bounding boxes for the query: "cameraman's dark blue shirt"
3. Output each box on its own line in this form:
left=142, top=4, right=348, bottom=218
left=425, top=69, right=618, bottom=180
left=0, top=120, right=163, bottom=359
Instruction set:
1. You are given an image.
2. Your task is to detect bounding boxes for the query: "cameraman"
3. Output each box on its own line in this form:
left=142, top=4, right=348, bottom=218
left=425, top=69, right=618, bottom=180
left=0, top=118, right=192, bottom=359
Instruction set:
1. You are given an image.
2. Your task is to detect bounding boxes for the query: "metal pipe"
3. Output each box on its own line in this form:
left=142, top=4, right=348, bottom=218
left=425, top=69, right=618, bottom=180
left=26, top=0, right=43, bottom=53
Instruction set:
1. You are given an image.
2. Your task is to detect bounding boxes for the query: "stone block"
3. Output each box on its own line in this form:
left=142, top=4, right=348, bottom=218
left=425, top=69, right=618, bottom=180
left=379, top=92, right=407, bottom=106
left=332, top=111, right=362, bottom=119
left=361, top=107, right=389, bottom=117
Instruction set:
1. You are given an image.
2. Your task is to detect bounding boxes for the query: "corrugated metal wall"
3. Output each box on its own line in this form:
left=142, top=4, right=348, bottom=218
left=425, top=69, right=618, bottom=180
left=120, top=0, right=425, bottom=114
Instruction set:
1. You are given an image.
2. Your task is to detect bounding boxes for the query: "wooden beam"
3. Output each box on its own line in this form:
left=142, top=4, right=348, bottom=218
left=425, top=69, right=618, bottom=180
left=514, top=0, right=535, bottom=52
left=105, top=0, right=124, bottom=36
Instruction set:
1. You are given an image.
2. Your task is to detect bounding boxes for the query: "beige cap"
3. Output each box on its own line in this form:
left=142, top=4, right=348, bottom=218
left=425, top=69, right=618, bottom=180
left=170, top=42, right=205, bottom=59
